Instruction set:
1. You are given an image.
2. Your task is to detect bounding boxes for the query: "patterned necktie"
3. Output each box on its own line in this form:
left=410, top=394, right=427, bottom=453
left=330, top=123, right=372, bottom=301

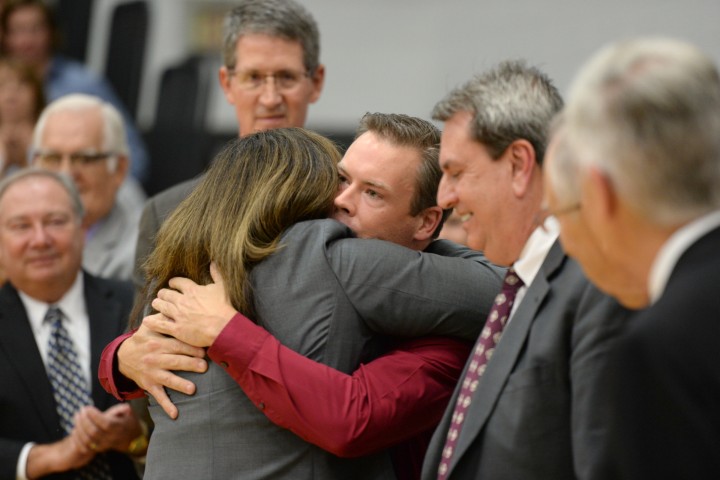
left=45, top=307, right=112, bottom=479
left=437, top=268, right=524, bottom=479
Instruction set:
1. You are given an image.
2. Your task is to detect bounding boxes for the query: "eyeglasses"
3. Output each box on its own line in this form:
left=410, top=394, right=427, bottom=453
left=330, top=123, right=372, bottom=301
left=33, top=151, right=115, bottom=168
left=228, top=69, right=310, bottom=91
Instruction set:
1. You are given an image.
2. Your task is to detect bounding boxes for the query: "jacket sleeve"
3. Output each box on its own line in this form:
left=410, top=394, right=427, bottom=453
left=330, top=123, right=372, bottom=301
left=98, top=330, right=146, bottom=401
left=208, top=313, right=471, bottom=457
left=327, top=236, right=503, bottom=341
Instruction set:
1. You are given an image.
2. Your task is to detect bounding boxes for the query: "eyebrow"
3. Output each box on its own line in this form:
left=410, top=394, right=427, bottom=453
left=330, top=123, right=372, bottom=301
left=338, top=163, right=390, bottom=191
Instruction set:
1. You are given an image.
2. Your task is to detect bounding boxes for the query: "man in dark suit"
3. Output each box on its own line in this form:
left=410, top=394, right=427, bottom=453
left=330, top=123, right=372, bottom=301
left=421, top=60, right=632, bottom=480
left=0, top=169, right=143, bottom=479
left=548, top=37, right=720, bottom=478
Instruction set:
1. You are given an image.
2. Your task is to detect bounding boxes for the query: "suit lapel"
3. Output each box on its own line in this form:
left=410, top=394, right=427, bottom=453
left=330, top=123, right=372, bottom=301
left=83, top=273, right=120, bottom=410
left=0, top=283, right=61, bottom=434
left=449, top=241, right=567, bottom=474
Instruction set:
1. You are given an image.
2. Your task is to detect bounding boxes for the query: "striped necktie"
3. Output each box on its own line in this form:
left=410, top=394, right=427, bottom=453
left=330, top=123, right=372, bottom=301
left=45, top=306, right=112, bottom=479
left=437, top=268, right=524, bottom=479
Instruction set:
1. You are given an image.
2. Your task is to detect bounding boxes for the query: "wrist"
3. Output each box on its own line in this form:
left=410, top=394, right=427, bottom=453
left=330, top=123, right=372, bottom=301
left=125, top=420, right=149, bottom=457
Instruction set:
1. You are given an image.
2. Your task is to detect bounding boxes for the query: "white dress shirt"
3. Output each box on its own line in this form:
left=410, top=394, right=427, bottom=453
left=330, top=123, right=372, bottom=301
left=509, top=216, right=560, bottom=320
left=15, top=273, right=91, bottom=480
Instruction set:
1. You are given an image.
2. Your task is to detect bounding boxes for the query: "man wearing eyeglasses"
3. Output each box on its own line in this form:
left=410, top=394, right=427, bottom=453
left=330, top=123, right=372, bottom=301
left=31, top=93, right=144, bottom=282
left=133, top=0, right=325, bottom=292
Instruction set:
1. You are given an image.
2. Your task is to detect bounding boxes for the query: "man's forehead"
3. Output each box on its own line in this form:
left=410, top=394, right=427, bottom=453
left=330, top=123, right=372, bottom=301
left=43, top=108, right=103, bottom=138
left=234, top=34, right=305, bottom=69
left=0, top=182, right=74, bottom=219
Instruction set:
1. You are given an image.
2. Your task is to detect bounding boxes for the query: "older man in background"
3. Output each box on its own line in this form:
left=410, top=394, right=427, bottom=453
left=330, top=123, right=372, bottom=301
left=133, top=0, right=325, bottom=289
left=32, top=93, right=144, bottom=281
left=0, top=169, right=143, bottom=479
left=547, top=37, right=720, bottom=478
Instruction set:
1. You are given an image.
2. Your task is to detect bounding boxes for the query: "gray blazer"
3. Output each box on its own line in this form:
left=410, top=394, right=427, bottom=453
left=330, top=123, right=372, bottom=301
left=144, top=219, right=503, bottom=480
left=422, top=241, right=633, bottom=480
left=133, top=178, right=198, bottom=290
left=0, top=273, right=139, bottom=480
left=83, top=200, right=141, bottom=282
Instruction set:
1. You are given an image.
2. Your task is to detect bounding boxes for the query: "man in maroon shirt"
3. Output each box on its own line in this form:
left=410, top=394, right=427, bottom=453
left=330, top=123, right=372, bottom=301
left=101, top=113, right=503, bottom=479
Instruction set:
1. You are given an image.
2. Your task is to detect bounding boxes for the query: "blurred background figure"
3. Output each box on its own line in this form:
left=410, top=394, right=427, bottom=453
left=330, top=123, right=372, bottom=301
left=0, top=57, right=45, bottom=177
left=438, top=210, right=468, bottom=246
left=0, top=168, right=144, bottom=479
left=31, top=93, right=144, bottom=281
left=0, top=0, right=149, bottom=182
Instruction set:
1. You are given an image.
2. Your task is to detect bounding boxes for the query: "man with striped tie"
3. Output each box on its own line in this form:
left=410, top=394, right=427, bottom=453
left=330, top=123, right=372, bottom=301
left=0, top=169, right=142, bottom=479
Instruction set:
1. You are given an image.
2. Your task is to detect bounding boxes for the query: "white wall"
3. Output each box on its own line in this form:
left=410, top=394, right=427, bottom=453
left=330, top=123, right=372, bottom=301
left=87, top=0, right=720, bottom=133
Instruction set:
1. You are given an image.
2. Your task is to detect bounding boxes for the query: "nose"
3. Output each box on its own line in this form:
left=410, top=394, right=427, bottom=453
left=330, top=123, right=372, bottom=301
left=333, top=183, right=355, bottom=216
left=437, top=174, right=457, bottom=210
left=28, top=223, right=51, bottom=247
left=258, top=78, right=283, bottom=108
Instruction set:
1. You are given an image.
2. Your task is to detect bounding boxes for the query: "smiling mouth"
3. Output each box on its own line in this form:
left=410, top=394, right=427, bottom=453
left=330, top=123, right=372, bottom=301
left=459, top=213, right=473, bottom=222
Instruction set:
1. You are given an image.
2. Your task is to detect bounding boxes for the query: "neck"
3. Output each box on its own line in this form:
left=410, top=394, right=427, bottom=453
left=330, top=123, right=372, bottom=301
left=610, top=204, right=680, bottom=299
left=18, top=275, right=76, bottom=304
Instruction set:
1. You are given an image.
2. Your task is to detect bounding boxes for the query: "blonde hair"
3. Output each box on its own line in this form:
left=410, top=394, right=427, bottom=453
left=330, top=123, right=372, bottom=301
left=132, top=128, right=340, bottom=326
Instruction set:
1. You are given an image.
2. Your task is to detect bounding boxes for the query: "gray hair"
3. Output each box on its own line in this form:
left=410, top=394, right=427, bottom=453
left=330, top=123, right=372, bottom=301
left=222, top=0, right=320, bottom=73
left=32, top=93, right=129, bottom=173
left=545, top=113, right=582, bottom=206
left=563, top=37, right=720, bottom=225
left=432, top=60, right=563, bottom=164
left=0, top=168, right=85, bottom=222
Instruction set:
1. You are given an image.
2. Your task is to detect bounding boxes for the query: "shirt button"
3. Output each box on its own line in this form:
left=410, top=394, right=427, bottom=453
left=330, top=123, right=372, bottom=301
left=258, top=402, right=265, bottom=410
left=219, top=361, right=229, bottom=368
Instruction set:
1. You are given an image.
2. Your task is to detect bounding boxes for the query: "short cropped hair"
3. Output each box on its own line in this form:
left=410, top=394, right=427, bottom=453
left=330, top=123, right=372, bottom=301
left=432, top=60, right=563, bottom=165
left=0, top=168, right=85, bottom=222
left=32, top=94, right=129, bottom=172
left=222, top=0, right=320, bottom=73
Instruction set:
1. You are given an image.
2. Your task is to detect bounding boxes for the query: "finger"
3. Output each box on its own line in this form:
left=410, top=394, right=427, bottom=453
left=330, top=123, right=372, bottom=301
left=137, top=322, right=207, bottom=358
left=143, top=312, right=178, bottom=337
left=104, top=403, right=132, bottom=419
left=157, top=354, right=208, bottom=377
left=156, top=287, right=183, bottom=305
left=147, top=301, right=177, bottom=324
left=72, top=413, right=94, bottom=446
left=146, top=385, right=180, bottom=420
left=167, top=276, right=199, bottom=293
left=210, top=262, right=225, bottom=287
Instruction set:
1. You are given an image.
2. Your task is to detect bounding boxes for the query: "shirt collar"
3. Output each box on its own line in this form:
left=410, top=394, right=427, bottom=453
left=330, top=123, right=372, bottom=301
left=19, top=272, right=85, bottom=332
left=648, top=210, right=720, bottom=303
left=513, top=216, right=560, bottom=288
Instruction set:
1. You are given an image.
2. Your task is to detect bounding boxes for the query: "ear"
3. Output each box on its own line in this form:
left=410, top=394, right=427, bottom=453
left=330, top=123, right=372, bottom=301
left=308, top=64, right=325, bottom=104
left=413, top=206, right=444, bottom=242
left=218, top=66, right=236, bottom=105
left=584, top=166, right=617, bottom=222
left=112, top=154, right=129, bottom=186
left=507, top=139, right=537, bottom=198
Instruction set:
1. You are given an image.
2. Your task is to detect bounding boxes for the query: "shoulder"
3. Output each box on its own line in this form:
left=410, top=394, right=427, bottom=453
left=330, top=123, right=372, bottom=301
left=283, top=218, right=354, bottom=243
left=146, top=178, right=200, bottom=219
left=47, top=56, right=104, bottom=92
left=83, top=272, right=134, bottom=307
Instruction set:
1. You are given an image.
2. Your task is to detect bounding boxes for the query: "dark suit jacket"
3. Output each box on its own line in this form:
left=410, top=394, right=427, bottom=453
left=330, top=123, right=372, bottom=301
left=601, top=225, right=720, bottom=478
left=422, top=241, right=633, bottom=480
left=0, top=273, right=139, bottom=480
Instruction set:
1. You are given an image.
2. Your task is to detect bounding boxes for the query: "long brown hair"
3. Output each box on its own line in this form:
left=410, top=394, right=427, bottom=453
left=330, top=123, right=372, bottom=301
left=131, top=128, right=340, bottom=326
